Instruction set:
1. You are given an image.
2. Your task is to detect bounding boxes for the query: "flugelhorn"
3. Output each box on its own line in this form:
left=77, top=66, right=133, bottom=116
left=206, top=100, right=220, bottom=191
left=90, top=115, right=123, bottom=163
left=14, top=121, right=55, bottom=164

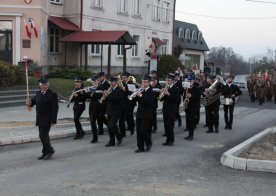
left=98, top=86, right=113, bottom=104
left=158, top=83, right=169, bottom=100
left=128, top=87, right=143, bottom=100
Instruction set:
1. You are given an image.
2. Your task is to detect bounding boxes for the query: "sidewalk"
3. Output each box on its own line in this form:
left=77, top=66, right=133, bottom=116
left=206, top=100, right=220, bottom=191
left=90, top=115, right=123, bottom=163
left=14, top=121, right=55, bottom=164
left=0, top=102, right=189, bottom=145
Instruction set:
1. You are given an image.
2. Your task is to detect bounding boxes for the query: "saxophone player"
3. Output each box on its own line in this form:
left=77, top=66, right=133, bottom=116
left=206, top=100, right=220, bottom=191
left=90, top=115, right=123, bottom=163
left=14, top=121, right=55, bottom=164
left=184, top=75, right=201, bottom=141
left=161, top=73, right=180, bottom=146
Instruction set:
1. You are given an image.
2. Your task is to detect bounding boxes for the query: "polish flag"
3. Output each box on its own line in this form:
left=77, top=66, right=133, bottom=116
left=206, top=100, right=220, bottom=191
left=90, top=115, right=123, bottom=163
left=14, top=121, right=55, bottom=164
left=192, top=64, right=198, bottom=71
left=30, top=18, right=38, bottom=38
left=24, top=19, right=31, bottom=39
left=264, top=69, right=269, bottom=81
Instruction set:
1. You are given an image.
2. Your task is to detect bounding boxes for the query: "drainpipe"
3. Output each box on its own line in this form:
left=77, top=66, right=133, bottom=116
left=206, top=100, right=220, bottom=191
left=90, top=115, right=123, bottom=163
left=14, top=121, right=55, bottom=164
left=123, top=45, right=132, bottom=72
left=172, top=0, right=176, bottom=55
left=80, top=0, right=83, bottom=30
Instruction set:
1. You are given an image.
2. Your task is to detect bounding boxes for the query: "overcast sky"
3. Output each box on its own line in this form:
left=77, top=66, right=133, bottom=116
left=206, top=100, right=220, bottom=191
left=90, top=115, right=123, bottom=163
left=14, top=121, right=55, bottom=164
left=175, top=0, right=276, bottom=59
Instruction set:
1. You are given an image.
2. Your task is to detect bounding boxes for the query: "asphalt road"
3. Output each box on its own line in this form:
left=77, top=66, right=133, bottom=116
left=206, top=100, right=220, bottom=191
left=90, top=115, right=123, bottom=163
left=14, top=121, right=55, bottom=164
left=0, top=89, right=276, bottom=196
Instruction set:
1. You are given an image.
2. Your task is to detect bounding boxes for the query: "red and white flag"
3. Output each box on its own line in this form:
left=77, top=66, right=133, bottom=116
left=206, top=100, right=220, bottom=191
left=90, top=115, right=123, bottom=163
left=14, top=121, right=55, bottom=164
left=24, top=19, right=31, bottom=39
left=30, top=18, right=38, bottom=38
left=192, top=64, right=198, bottom=71
left=264, top=69, right=269, bottom=81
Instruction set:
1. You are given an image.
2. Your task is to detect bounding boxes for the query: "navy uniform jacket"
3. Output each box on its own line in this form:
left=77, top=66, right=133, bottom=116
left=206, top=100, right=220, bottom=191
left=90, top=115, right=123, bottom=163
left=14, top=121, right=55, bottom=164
left=31, top=89, right=59, bottom=126
left=222, top=83, right=242, bottom=104
left=106, top=86, right=124, bottom=116
left=162, top=84, right=180, bottom=114
left=72, top=87, right=86, bottom=110
left=186, top=83, right=201, bottom=112
left=134, top=87, right=155, bottom=119
left=151, top=83, right=161, bottom=109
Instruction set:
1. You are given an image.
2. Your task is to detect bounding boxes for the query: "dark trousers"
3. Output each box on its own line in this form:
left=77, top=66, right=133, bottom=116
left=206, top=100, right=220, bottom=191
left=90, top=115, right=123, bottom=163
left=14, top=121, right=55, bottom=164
left=74, top=107, right=85, bottom=136
left=206, top=104, right=220, bottom=131
left=186, top=109, right=197, bottom=137
left=107, top=114, right=122, bottom=144
left=39, top=126, right=54, bottom=154
left=136, top=118, right=152, bottom=150
left=163, top=112, right=175, bottom=143
left=223, top=104, right=234, bottom=127
left=151, top=108, right=157, bottom=130
left=89, top=106, right=100, bottom=140
left=125, top=104, right=135, bottom=131
left=175, top=102, right=181, bottom=122
left=119, top=109, right=126, bottom=137
left=97, top=106, right=108, bottom=133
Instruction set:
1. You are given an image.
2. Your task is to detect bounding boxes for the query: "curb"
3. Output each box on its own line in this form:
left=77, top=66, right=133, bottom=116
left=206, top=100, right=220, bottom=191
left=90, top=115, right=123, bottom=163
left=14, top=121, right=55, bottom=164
left=221, top=127, right=276, bottom=173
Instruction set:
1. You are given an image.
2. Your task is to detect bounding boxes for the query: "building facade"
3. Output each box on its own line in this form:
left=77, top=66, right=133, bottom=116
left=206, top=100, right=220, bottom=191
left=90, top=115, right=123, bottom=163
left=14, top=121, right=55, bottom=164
left=0, top=0, right=175, bottom=74
left=174, top=20, right=209, bottom=71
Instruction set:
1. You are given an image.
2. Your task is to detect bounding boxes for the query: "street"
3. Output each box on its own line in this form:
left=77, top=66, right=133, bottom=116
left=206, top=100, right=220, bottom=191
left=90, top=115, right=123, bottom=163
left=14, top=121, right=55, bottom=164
left=0, top=90, right=276, bottom=196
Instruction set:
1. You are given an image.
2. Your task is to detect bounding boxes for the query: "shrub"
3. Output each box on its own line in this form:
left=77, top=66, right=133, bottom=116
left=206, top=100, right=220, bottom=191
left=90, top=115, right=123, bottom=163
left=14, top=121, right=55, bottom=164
left=48, top=66, right=93, bottom=80
left=0, top=60, right=24, bottom=87
left=157, top=55, right=184, bottom=77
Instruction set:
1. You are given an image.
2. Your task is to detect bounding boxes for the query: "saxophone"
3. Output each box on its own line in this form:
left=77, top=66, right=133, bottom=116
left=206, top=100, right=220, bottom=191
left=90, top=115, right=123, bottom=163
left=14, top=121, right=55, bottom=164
left=98, top=86, right=113, bottom=104
left=183, top=87, right=190, bottom=110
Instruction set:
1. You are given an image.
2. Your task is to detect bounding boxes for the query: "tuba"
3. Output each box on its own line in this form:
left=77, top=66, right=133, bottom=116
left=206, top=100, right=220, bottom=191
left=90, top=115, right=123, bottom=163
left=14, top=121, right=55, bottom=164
left=201, top=75, right=225, bottom=106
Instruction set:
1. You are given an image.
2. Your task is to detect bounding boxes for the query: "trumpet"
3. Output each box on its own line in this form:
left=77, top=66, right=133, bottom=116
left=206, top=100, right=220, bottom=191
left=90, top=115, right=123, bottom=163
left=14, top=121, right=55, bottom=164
left=158, top=83, right=169, bottom=100
left=98, top=86, right=113, bottom=104
left=128, top=87, right=143, bottom=100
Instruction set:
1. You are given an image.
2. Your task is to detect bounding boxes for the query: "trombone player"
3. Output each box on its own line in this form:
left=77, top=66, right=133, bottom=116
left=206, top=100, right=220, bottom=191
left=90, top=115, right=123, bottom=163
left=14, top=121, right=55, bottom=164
left=160, top=73, right=180, bottom=146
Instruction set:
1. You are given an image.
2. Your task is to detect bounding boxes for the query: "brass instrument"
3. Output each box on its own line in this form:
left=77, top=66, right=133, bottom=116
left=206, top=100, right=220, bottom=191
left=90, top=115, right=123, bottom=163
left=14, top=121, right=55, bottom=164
left=158, top=83, right=169, bottom=100
left=183, top=87, right=190, bottom=110
left=128, top=87, right=143, bottom=100
left=201, top=75, right=226, bottom=106
left=129, top=75, right=136, bottom=84
left=98, top=86, right=113, bottom=104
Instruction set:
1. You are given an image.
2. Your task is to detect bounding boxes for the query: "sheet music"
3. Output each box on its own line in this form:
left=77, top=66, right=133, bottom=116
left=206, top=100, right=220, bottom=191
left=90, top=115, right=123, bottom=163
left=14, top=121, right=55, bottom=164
left=127, top=84, right=136, bottom=92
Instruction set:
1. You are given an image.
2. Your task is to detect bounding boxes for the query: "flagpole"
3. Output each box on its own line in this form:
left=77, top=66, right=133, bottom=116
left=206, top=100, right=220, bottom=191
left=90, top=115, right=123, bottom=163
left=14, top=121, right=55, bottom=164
left=24, top=57, right=32, bottom=112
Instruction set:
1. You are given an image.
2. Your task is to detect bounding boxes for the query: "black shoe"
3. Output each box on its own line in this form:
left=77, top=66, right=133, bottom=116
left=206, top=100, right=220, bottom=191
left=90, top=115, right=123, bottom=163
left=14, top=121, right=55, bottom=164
left=224, top=125, right=229, bottom=129
left=117, top=138, right=123, bottom=146
left=167, top=142, right=174, bottom=146
left=215, top=127, right=219, bottom=133
left=145, top=145, right=152, bottom=152
left=73, top=135, right=80, bottom=140
left=105, top=143, right=115, bottom=147
left=162, top=134, right=166, bottom=137
left=134, top=149, right=144, bottom=153
left=80, top=131, right=85, bottom=137
left=98, top=131, right=104, bottom=135
left=43, top=151, right=55, bottom=160
left=37, top=154, right=46, bottom=160
left=228, top=126, right=232, bottom=130
left=185, top=136, right=193, bottom=141
left=162, top=142, right=168, bottom=146
left=91, top=138, right=98, bottom=143
left=206, top=130, right=214, bottom=133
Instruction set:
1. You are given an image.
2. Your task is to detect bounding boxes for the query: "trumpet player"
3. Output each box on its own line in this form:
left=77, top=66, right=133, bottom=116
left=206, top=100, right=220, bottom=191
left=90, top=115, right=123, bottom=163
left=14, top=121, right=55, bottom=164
left=132, top=75, right=155, bottom=153
left=104, top=76, right=124, bottom=147
left=161, top=73, right=180, bottom=146
left=70, top=76, right=86, bottom=139
left=184, top=76, right=201, bottom=141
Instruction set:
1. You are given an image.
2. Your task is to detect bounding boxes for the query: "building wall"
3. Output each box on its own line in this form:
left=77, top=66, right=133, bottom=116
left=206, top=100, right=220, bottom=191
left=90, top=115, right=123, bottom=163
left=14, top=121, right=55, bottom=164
left=182, top=49, right=205, bottom=70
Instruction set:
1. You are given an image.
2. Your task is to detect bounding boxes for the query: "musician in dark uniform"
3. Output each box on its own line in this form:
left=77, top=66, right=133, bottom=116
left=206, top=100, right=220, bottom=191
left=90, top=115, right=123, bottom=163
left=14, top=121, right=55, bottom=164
left=150, top=76, right=161, bottom=133
left=26, top=77, right=58, bottom=160
left=184, top=76, right=201, bottom=141
left=174, top=73, right=183, bottom=127
left=97, top=72, right=110, bottom=135
left=222, top=75, right=242, bottom=130
left=70, top=76, right=86, bottom=139
left=87, top=75, right=102, bottom=143
left=161, top=73, right=180, bottom=146
left=203, top=75, right=223, bottom=133
left=104, top=76, right=124, bottom=147
left=133, top=75, right=155, bottom=152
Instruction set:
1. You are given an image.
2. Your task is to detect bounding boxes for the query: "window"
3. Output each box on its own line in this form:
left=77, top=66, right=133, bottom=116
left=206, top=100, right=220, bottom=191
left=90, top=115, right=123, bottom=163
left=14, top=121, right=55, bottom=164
left=131, top=34, right=140, bottom=57
left=50, top=0, right=63, bottom=5
left=178, top=28, right=184, bottom=38
left=133, top=0, right=141, bottom=16
left=117, top=45, right=124, bottom=56
left=162, top=1, right=170, bottom=22
left=185, top=29, right=190, bottom=39
left=90, top=29, right=102, bottom=56
left=50, top=27, right=61, bottom=53
left=192, top=30, right=197, bottom=40
left=161, top=39, right=168, bottom=55
left=91, top=0, right=103, bottom=8
left=152, top=0, right=160, bottom=20
left=198, top=32, right=203, bottom=41
left=118, top=0, right=128, bottom=13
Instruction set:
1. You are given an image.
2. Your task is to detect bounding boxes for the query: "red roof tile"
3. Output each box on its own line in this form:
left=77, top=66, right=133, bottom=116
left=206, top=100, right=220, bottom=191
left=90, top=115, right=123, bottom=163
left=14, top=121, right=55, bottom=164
left=49, top=16, right=80, bottom=31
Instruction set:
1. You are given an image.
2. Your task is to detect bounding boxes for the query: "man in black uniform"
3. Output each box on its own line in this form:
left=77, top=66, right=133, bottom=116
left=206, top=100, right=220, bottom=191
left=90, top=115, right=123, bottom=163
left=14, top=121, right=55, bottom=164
left=184, top=76, right=201, bottom=141
left=26, top=77, right=58, bottom=160
left=150, top=76, right=161, bottom=133
left=88, top=75, right=102, bottom=143
left=133, top=75, right=155, bottom=152
left=203, top=75, right=222, bottom=133
left=161, top=73, right=180, bottom=146
left=70, top=76, right=86, bottom=139
left=222, top=75, right=242, bottom=130
left=97, top=72, right=110, bottom=135
left=104, top=76, right=124, bottom=147
left=174, top=73, right=183, bottom=127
